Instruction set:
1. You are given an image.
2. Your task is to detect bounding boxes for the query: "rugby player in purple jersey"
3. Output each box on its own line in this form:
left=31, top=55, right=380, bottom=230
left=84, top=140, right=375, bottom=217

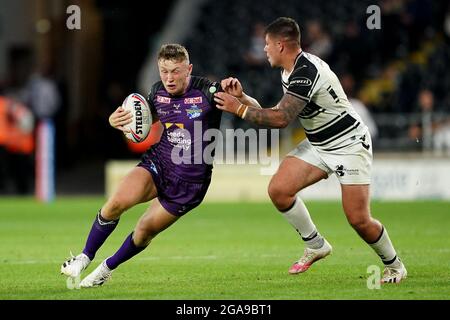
left=61, top=44, right=223, bottom=287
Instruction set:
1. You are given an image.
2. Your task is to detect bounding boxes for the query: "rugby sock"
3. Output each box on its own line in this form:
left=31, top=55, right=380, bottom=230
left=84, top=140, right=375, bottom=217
left=367, top=226, right=402, bottom=268
left=280, top=196, right=324, bottom=249
left=105, top=232, right=147, bottom=270
left=302, top=230, right=325, bottom=250
left=82, top=210, right=119, bottom=260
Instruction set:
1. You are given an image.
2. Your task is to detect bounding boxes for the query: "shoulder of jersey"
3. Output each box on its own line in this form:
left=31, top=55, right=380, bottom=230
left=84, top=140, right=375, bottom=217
left=148, top=81, right=165, bottom=100
left=293, top=55, right=316, bottom=73
left=191, top=76, right=220, bottom=91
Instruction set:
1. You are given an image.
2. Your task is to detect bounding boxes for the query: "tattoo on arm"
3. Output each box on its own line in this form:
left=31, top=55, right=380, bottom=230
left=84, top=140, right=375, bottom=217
left=277, top=94, right=307, bottom=122
left=244, top=94, right=306, bottom=128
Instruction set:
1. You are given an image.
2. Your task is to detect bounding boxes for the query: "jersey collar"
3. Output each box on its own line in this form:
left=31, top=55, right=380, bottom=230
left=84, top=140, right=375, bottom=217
left=293, top=50, right=304, bottom=68
left=282, top=51, right=304, bottom=79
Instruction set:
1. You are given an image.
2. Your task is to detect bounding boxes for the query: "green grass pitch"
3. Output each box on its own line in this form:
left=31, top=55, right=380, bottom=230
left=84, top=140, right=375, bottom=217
left=0, top=197, right=449, bottom=300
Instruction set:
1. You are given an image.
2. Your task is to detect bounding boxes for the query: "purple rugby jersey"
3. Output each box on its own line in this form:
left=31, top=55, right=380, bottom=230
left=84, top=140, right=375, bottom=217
left=143, top=76, right=222, bottom=182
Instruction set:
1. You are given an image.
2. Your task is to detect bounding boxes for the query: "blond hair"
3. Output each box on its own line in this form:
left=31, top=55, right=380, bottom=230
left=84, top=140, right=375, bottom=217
left=158, top=44, right=190, bottom=63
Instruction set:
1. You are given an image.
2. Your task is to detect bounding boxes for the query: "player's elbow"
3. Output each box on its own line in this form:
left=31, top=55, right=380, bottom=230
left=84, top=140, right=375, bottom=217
left=276, top=118, right=290, bottom=128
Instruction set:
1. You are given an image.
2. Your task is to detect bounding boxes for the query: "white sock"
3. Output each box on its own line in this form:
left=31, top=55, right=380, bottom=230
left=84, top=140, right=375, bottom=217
left=281, top=196, right=324, bottom=249
left=303, top=230, right=325, bottom=249
left=368, top=226, right=401, bottom=268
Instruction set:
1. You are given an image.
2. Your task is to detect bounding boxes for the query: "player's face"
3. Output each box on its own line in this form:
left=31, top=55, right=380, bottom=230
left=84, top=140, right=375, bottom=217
left=158, top=59, right=193, bottom=95
left=264, top=34, right=282, bottom=67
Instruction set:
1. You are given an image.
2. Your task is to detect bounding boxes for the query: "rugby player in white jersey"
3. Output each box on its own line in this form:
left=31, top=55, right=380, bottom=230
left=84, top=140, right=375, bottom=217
left=214, top=17, right=407, bottom=284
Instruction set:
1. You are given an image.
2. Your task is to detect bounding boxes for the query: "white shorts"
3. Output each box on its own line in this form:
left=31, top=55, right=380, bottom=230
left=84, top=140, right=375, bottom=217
left=287, top=132, right=373, bottom=184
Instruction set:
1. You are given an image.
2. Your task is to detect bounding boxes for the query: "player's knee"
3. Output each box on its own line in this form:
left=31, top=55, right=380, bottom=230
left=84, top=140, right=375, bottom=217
left=267, top=182, right=280, bottom=202
left=133, top=229, right=153, bottom=247
left=347, top=214, right=371, bottom=231
left=104, top=197, right=129, bottom=219
left=134, top=224, right=158, bottom=245
left=268, top=183, right=291, bottom=210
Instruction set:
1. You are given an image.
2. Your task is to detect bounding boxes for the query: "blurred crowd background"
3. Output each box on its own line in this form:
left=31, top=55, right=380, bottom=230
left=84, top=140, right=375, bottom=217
left=0, top=0, right=449, bottom=195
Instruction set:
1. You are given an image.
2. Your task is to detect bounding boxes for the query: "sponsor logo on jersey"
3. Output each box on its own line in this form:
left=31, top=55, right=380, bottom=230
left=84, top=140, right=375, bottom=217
left=291, top=77, right=312, bottom=86
left=166, top=127, right=191, bottom=151
left=157, top=96, right=171, bottom=104
left=173, top=104, right=182, bottom=114
left=157, top=109, right=170, bottom=116
left=186, top=105, right=203, bottom=119
left=209, top=85, right=217, bottom=93
left=184, top=97, right=202, bottom=104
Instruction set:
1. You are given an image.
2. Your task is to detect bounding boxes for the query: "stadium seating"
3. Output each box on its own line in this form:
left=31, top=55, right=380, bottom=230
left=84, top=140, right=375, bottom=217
left=185, top=0, right=449, bottom=112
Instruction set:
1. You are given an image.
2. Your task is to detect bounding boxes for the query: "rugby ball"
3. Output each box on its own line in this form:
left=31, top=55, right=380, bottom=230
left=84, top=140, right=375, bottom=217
left=122, top=93, right=152, bottom=143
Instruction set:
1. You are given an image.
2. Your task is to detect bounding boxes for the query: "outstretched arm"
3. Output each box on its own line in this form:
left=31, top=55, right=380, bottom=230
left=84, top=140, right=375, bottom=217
left=214, top=92, right=306, bottom=128
left=220, top=77, right=262, bottom=108
left=239, top=92, right=262, bottom=109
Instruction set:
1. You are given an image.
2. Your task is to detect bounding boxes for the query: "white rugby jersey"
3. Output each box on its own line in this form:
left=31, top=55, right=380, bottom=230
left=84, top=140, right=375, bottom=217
left=282, top=51, right=368, bottom=151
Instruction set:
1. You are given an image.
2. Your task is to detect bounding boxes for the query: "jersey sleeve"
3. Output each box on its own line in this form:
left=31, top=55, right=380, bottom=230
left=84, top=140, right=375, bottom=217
left=146, top=82, right=161, bottom=123
left=206, top=81, right=223, bottom=108
left=193, top=77, right=223, bottom=107
left=286, top=64, right=320, bottom=103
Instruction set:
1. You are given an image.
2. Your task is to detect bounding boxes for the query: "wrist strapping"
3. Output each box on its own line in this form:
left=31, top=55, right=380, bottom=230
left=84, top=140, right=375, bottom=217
left=236, top=104, right=249, bottom=119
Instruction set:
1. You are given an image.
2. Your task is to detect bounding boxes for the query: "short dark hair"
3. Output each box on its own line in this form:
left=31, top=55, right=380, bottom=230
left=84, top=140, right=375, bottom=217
left=265, top=17, right=301, bottom=46
left=158, top=44, right=190, bottom=63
